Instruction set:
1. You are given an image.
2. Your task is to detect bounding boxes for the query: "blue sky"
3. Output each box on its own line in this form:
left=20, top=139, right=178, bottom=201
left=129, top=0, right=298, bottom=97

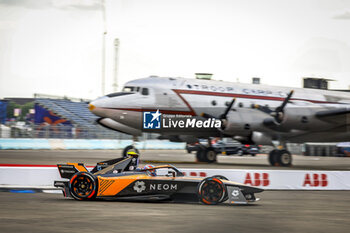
left=0, top=0, right=350, bottom=99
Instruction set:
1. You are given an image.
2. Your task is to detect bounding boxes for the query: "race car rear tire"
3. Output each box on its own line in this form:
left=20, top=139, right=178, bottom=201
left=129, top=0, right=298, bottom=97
left=122, top=145, right=139, bottom=158
left=197, top=177, right=227, bottom=205
left=212, top=175, right=228, bottom=180
left=69, top=172, right=97, bottom=201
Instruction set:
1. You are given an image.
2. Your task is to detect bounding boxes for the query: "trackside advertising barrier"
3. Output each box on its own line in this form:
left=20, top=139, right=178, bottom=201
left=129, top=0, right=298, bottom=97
left=0, top=165, right=350, bottom=190
left=181, top=169, right=350, bottom=190
left=0, top=139, right=185, bottom=150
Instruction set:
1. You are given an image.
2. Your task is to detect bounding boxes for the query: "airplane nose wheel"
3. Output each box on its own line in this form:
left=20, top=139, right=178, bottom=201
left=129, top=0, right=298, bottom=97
left=196, top=147, right=217, bottom=163
left=268, top=149, right=292, bottom=166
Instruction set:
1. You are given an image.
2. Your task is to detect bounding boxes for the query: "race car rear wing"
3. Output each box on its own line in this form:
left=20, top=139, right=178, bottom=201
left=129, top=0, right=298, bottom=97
left=56, top=154, right=140, bottom=179
left=57, top=163, right=88, bottom=179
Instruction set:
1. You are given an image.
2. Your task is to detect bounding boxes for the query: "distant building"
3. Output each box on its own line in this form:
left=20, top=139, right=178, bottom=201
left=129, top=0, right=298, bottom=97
left=252, top=77, right=260, bottom=84
left=303, top=77, right=333, bottom=90
left=195, top=73, right=213, bottom=80
left=3, top=98, right=34, bottom=105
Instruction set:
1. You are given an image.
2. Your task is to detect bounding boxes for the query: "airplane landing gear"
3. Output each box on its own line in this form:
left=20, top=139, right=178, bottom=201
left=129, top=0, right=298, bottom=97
left=196, top=147, right=217, bottom=163
left=268, top=149, right=292, bottom=166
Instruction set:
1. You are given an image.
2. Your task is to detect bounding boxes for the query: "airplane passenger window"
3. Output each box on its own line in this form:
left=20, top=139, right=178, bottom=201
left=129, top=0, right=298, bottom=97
left=141, top=88, right=149, bottom=95
left=301, top=116, right=308, bottom=123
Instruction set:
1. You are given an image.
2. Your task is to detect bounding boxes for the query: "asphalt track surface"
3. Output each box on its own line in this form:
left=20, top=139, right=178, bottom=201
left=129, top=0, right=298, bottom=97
left=1, top=149, right=350, bottom=170
left=0, top=191, right=349, bottom=233
left=1, top=150, right=350, bottom=232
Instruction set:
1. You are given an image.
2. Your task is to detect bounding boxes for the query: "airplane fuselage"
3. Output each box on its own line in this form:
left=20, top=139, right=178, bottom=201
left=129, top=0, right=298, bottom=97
left=90, top=76, right=350, bottom=143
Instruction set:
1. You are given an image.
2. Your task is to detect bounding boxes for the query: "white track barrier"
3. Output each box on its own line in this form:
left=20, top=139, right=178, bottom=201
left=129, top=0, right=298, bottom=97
left=1, top=165, right=350, bottom=190
left=0, top=139, right=185, bottom=150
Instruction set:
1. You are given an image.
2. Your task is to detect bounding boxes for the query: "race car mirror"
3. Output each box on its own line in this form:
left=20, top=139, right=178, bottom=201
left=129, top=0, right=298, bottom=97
left=167, top=171, right=176, bottom=177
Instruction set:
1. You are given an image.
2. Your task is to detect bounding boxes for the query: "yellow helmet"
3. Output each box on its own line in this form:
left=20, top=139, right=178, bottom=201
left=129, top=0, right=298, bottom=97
left=127, top=151, right=139, bottom=156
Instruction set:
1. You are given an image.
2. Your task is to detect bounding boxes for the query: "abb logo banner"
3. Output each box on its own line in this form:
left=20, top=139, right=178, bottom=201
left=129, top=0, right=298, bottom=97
left=180, top=169, right=350, bottom=190
left=244, top=173, right=270, bottom=187
left=0, top=166, right=349, bottom=190
left=303, top=173, right=328, bottom=187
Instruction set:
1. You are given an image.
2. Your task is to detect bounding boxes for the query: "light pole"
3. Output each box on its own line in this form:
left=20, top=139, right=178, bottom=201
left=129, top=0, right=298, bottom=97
left=101, top=0, right=107, bottom=96
left=113, top=38, right=120, bottom=92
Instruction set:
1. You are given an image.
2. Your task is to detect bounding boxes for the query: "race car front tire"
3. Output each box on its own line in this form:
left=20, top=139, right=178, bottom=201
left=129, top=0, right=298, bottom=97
left=197, top=177, right=227, bottom=205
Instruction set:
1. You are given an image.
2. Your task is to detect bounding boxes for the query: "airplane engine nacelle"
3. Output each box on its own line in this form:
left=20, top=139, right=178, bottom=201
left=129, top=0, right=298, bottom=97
left=251, top=131, right=273, bottom=145
left=221, top=109, right=267, bottom=136
left=266, top=107, right=334, bottom=131
left=97, top=118, right=142, bottom=136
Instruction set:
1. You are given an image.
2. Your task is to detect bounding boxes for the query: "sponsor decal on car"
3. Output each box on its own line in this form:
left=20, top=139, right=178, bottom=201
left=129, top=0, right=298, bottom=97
left=231, top=189, right=240, bottom=197
left=149, top=183, right=177, bottom=191
left=133, top=181, right=146, bottom=193
left=60, top=169, right=76, bottom=174
left=133, top=181, right=178, bottom=193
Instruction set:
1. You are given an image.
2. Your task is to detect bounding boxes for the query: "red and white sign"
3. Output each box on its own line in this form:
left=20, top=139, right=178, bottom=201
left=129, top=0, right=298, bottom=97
left=181, top=169, right=350, bottom=190
left=1, top=165, right=350, bottom=190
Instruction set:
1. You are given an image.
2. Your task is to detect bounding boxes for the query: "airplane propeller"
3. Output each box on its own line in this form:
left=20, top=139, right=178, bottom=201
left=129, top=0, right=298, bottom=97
left=200, top=98, right=236, bottom=120
left=200, top=98, right=236, bottom=131
left=220, top=97, right=236, bottom=119
left=254, top=90, right=294, bottom=124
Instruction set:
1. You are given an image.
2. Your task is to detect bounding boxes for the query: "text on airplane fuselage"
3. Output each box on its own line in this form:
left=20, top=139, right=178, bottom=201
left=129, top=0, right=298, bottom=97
left=185, top=83, right=288, bottom=97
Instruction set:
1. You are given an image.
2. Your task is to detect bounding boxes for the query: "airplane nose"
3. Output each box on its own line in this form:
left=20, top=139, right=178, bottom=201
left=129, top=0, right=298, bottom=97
left=88, top=104, right=96, bottom=111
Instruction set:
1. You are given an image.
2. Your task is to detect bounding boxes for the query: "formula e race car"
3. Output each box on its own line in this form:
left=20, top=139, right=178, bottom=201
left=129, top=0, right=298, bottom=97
left=54, top=153, right=263, bottom=205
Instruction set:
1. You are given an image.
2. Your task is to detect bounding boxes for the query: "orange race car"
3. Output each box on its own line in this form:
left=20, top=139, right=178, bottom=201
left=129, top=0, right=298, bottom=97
left=54, top=153, right=263, bottom=205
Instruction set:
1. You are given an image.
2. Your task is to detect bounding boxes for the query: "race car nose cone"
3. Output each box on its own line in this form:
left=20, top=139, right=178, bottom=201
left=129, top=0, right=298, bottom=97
left=88, top=104, right=96, bottom=111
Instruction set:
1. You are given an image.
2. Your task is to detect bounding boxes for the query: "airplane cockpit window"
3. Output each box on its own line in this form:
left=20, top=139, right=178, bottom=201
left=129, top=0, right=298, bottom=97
left=141, top=88, right=149, bottom=95
left=123, top=86, right=138, bottom=92
left=106, top=92, right=133, bottom=97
